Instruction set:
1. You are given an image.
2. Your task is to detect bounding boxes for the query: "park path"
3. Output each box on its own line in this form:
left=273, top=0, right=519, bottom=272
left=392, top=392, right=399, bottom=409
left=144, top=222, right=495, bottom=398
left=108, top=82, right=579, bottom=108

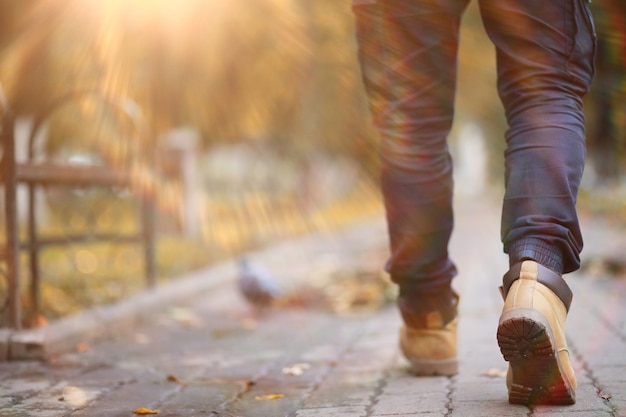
left=0, top=195, right=624, bottom=417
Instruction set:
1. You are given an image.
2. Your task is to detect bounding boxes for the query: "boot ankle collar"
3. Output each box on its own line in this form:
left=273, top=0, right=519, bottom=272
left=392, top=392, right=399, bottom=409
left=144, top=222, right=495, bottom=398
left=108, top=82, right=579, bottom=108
left=398, top=293, right=459, bottom=329
left=500, top=262, right=573, bottom=312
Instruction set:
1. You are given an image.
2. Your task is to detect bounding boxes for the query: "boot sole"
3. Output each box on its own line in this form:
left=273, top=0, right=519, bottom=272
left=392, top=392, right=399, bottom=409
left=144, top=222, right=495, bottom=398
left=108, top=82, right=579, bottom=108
left=497, top=307, right=576, bottom=405
left=406, top=357, right=458, bottom=377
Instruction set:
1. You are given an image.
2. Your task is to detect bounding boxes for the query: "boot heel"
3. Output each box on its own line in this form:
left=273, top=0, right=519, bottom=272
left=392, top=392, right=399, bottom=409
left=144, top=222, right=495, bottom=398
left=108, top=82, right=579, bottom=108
left=497, top=308, right=553, bottom=361
left=497, top=307, right=575, bottom=405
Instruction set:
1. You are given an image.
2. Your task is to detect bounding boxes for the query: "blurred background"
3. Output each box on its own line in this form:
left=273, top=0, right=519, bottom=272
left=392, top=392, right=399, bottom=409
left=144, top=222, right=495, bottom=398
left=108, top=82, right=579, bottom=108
left=0, top=0, right=624, bottom=326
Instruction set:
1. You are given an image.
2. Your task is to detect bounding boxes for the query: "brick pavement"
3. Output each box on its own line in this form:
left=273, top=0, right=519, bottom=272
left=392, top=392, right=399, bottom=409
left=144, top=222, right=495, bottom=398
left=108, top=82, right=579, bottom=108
left=0, top=196, right=624, bottom=417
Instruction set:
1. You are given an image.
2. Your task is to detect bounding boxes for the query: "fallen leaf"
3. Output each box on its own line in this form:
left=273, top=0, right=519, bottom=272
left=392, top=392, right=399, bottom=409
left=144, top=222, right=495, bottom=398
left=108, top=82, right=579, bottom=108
left=167, top=374, right=181, bottom=383
left=211, top=327, right=250, bottom=339
left=133, top=407, right=160, bottom=415
left=211, top=328, right=232, bottom=339
left=76, top=342, right=90, bottom=353
left=254, top=394, right=284, bottom=400
left=282, top=363, right=311, bottom=376
left=599, top=391, right=612, bottom=400
left=170, top=307, right=203, bottom=327
left=482, top=368, right=507, bottom=378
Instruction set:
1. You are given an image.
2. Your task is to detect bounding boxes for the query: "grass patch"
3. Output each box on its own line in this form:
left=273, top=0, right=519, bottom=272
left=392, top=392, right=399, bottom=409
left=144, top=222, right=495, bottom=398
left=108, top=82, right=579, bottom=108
left=1, top=180, right=383, bottom=327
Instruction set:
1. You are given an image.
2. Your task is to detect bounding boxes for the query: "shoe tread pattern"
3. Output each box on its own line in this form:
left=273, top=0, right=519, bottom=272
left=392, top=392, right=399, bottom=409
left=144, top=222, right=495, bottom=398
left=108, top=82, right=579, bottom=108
left=497, top=316, right=575, bottom=405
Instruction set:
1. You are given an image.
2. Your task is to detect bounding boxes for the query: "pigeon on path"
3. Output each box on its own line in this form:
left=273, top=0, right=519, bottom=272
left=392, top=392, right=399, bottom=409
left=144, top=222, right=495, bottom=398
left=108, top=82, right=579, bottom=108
left=237, top=258, right=281, bottom=309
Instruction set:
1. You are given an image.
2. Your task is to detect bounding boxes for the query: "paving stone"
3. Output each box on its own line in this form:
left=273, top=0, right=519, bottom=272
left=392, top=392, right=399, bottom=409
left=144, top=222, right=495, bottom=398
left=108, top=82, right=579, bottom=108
left=453, top=379, right=509, bottom=402
left=71, top=408, right=158, bottom=417
left=149, top=409, right=220, bottom=417
left=596, top=381, right=626, bottom=410
left=528, top=383, right=613, bottom=415
left=0, top=406, right=71, bottom=417
left=301, top=371, right=379, bottom=408
left=370, top=392, right=449, bottom=415
left=594, top=365, right=626, bottom=385
left=10, top=381, right=81, bottom=416
left=303, top=387, right=375, bottom=408
left=68, top=378, right=181, bottom=416
left=529, top=410, right=612, bottom=417
left=369, top=413, right=443, bottom=417
left=156, top=382, right=245, bottom=410
left=295, top=405, right=367, bottom=417
left=0, top=377, right=52, bottom=397
left=610, top=398, right=626, bottom=417
left=448, top=401, right=529, bottom=417
left=382, top=374, right=449, bottom=396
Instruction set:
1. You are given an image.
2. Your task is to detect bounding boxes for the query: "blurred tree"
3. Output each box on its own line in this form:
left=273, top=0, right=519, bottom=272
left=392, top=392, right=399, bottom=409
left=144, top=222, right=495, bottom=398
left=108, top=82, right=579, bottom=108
left=6, top=0, right=621, bottom=186
left=0, top=0, right=381, bottom=175
left=0, top=1, right=311, bottom=140
left=585, top=0, right=626, bottom=183
left=456, top=2, right=506, bottom=183
left=287, top=0, right=379, bottom=175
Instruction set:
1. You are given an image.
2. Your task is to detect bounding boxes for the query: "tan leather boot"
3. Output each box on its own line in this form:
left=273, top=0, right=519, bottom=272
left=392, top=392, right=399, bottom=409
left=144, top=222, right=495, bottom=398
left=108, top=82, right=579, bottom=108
left=497, top=260, right=576, bottom=405
left=399, top=295, right=458, bottom=376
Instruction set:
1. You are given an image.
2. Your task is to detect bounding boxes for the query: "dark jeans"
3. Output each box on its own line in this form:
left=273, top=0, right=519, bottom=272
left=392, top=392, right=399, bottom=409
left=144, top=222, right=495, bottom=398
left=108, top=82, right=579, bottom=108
left=353, top=0, right=596, bottom=292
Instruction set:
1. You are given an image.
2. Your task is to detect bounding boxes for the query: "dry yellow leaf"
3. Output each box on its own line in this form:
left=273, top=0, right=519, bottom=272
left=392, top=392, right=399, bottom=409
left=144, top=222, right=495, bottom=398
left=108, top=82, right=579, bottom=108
left=254, top=394, right=284, bottom=400
left=133, top=407, right=160, bottom=415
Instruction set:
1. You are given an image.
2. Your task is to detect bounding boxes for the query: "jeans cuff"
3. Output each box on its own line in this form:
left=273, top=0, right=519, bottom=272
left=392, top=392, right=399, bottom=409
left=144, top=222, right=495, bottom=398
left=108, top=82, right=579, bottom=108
left=508, top=238, right=563, bottom=274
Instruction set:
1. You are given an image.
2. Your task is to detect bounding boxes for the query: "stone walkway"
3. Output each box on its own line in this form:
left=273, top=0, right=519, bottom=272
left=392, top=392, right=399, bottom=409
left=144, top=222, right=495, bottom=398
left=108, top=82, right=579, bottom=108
left=0, top=197, right=624, bottom=416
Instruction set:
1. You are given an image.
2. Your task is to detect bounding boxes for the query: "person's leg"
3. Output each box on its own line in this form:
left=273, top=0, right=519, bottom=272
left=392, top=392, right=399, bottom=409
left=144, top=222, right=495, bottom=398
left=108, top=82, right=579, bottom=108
left=479, top=0, right=596, bottom=404
left=481, top=0, right=595, bottom=273
left=352, top=0, right=470, bottom=376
